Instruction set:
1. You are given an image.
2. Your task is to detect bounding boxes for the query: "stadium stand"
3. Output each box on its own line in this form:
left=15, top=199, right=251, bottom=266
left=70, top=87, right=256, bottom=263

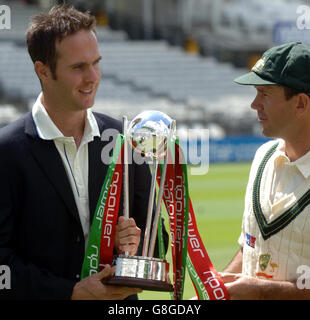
left=0, top=0, right=257, bottom=135
left=0, top=37, right=256, bottom=133
left=106, top=0, right=305, bottom=67
left=94, top=40, right=256, bottom=133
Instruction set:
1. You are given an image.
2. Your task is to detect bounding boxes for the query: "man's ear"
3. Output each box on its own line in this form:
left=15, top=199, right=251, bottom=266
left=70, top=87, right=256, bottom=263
left=295, top=93, right=310, bottom=117
left=34, top=61, right=50, bottom=84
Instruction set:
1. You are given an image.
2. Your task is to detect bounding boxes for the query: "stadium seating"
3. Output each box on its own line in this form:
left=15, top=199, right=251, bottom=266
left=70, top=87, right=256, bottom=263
left=0, top=37, right=256, bottom=132
left=0, top=1, right=257, bottom=134
left=97, top=40, right=256, bottom=127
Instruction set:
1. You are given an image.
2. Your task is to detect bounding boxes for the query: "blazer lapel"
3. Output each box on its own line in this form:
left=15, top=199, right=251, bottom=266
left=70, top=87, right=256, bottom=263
left=88, top=136, right=109, bottom=222
left=88, top=114, right=110, bottom=223
left=24, top=112, right=80, bottom=223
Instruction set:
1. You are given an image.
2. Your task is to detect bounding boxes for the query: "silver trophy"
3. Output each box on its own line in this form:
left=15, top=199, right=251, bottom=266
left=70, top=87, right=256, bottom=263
left=105, top=110, right=176, bottom=291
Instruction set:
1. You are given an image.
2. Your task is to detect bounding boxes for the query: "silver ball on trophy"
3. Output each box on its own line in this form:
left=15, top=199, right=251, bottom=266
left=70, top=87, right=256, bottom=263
left=128, top=110, right=176, bottom=159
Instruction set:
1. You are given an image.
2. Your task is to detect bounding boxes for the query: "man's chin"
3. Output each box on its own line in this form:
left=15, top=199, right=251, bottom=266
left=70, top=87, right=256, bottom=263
left=77, top=92, right=97, bottom=108
left=261, top=128, right=277, bottom=139
left=78, top=98, right=96, bottom=110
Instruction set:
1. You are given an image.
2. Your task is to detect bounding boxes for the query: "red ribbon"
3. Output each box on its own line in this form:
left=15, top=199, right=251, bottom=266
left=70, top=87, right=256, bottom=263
left=99, top=144, right=124, bottom=268
left=187, top=197, right=229, bottom=300
left=159, top=142, right=230, bottom=300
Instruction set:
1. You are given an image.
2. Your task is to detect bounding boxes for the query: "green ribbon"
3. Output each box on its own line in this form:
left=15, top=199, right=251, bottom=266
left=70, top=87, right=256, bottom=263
left=81, top=134, right=124, bottom=279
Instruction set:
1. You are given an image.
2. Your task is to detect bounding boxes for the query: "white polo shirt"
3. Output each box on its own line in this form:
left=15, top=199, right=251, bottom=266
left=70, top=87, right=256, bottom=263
left=239, top=138, right=310, bottom=281
left=32, top=93, right=100, bottom=250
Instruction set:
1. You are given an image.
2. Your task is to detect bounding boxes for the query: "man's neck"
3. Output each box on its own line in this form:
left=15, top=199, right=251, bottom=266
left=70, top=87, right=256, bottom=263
left=284, top=137, right=310, bottom=162
left=41, top=95, right=86, bottom=148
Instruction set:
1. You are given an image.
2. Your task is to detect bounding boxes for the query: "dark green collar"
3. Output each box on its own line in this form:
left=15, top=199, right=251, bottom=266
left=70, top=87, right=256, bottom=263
left=253, top=142, right=310, bottom=240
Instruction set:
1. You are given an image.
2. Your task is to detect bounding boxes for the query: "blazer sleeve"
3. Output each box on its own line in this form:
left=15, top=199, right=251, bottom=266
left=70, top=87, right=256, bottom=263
left=0, top=146, right=75, bottom=300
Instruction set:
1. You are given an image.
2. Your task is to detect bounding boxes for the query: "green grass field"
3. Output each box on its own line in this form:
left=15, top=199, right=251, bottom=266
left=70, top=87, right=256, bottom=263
left=138, top=162, right=251, bottom=300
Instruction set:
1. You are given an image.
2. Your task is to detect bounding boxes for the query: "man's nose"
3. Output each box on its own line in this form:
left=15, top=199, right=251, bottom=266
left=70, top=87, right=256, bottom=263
left=85, top=65, right=101, bottom=82
left=251, top=95, right=263, bottom=110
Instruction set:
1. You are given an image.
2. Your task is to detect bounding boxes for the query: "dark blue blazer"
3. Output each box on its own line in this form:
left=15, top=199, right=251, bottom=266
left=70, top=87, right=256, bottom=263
left=0, top=111, right=166, bottom=299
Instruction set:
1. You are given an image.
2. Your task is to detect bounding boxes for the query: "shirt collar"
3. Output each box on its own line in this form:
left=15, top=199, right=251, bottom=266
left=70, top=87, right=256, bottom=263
left=32, top=92, right=100, bottom=142
left=273, top=139, right=310, bottom=179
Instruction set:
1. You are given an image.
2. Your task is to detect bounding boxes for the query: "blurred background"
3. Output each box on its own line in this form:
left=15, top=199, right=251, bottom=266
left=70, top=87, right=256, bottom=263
left=1, top=0, right=309, bottom=299
left=1, top=0, right=309, bottom=161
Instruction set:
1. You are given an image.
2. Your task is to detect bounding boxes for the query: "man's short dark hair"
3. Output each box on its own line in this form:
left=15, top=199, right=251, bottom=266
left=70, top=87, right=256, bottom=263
left=283, top=87, right=306, bottom=100
left=26, top=4, right=96, bottom=80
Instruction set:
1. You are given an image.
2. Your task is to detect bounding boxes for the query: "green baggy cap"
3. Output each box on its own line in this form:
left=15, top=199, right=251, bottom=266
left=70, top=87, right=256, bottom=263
left=234, top=42, right=310, bottom=95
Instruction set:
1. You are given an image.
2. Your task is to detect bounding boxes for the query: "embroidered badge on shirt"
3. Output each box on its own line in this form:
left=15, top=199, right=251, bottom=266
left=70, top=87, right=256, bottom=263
left=256, top=253, right=278, bottom=279
left=246, top=233, right=256, bottom=248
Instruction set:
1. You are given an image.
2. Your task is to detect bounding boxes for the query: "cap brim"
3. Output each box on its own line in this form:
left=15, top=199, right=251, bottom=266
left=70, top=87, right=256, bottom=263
left=234, top=71, right=276, bottom=86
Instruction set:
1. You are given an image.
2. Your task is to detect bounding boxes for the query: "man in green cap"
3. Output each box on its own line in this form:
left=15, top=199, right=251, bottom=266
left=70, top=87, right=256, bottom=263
left=220, top=42, right=310, bottom=299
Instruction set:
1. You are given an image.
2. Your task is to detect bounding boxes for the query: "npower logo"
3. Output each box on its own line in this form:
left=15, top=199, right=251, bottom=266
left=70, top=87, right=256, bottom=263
left=0, top=5, right=11, bottom=30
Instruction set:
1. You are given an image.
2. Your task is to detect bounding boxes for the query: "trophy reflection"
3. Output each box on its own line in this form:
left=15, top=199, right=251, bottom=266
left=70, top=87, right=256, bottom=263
left=105, top=110, right=176, bottom=291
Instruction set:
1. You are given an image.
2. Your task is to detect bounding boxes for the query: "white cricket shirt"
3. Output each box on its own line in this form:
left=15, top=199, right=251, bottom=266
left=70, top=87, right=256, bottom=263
left=32, top=93, right=100, bottom=250
left=239, top=138, right=310, bottom=281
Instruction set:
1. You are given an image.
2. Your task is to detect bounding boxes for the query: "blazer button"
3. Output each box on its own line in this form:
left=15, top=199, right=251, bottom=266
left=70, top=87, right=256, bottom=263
left=76, top=235, right=81, bottom=243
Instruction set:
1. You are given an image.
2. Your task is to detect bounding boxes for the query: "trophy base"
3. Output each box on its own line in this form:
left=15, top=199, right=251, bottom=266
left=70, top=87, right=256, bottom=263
left=103, top=255, right=174, bottom=292
left=105, top=276, right=173, bottom=292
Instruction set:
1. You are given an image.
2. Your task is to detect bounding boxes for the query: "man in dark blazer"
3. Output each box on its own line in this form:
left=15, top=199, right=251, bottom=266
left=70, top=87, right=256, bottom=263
left=0, top=5, right=166, bottom=300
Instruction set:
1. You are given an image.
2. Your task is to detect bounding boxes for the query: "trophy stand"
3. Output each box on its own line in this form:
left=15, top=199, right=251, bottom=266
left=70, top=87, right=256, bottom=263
left=104, top=111, right=175, bottom=292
